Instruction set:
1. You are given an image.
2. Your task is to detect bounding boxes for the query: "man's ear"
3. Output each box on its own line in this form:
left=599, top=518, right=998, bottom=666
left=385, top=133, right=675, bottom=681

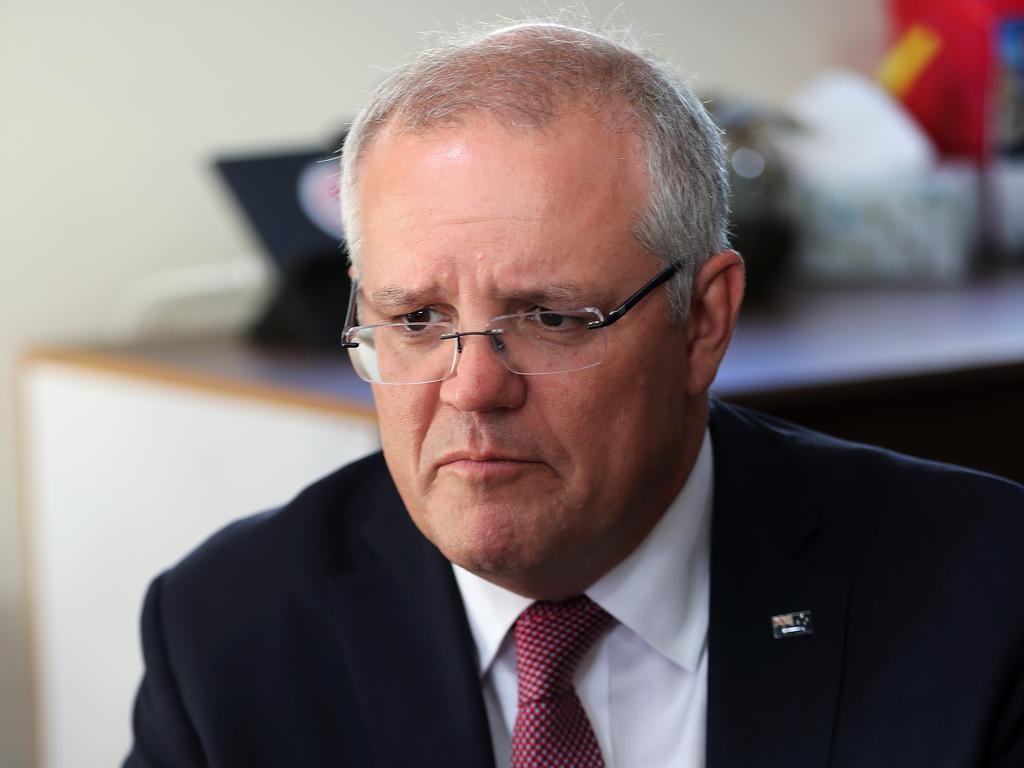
left=685, top=249, right=745, bottom=396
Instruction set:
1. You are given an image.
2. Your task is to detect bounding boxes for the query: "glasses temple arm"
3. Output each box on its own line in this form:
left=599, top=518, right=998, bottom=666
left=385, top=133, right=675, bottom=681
left=341, top=278, right=360, bottom=348
left=588, top=263, right=679, bottom=329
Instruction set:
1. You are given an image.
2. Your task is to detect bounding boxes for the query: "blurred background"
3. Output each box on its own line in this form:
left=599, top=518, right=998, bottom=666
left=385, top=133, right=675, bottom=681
left=3, top=0, right=1023, bottom=766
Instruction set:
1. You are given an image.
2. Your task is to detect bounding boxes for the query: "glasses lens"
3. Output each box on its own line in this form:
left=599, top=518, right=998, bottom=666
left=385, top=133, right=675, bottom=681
left=488, top=310, right=607, bottom=375
left=347, top=323, right=456, bottom=384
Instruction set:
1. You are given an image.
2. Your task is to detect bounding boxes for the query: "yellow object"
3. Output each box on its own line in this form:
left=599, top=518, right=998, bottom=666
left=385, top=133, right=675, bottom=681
left=878, top=24, right=943, bottom=98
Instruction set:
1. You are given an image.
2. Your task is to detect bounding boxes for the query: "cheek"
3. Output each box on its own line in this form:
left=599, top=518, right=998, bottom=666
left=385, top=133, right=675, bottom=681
left=373, top=386, right=436, bottom=470
left=528, top=373, right=620, bottom=478
left=571, top=342, right=688, bottom=457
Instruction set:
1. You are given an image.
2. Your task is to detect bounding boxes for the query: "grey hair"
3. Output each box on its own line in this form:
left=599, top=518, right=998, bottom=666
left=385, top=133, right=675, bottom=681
left=339, top=20, right=730, bottom=320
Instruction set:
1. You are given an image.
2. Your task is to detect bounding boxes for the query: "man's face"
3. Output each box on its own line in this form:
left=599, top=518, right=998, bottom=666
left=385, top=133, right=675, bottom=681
left=355, top=111, right=700, bottom=598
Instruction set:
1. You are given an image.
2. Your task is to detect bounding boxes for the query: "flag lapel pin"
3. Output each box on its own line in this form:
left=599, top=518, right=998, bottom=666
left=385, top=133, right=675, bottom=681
left=772, top=609, right=814, bottom=639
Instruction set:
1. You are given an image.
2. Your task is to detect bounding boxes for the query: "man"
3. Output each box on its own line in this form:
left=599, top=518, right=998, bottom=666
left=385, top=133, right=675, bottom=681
left=126, top=22, right=1024, bottom=768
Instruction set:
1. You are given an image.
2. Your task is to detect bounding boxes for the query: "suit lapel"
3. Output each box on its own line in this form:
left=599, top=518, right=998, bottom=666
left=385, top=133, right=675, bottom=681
left=326, top=484, right=494, bottom=768
left=706, top=401, right=850, bottom=768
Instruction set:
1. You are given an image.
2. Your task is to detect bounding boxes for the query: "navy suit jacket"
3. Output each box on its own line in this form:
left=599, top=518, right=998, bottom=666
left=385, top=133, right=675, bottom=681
left=125, top=400, right=1024, bottom=767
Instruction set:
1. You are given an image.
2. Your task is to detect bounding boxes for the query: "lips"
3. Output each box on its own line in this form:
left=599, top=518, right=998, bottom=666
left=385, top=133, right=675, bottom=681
left=437, top=450, right=538, bottom=467
left=434, top=450, right=547, bottom=482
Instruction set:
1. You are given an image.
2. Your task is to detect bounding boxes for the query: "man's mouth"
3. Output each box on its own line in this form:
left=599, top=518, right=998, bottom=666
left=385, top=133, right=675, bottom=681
left=436, top=451, right=544, bottom=479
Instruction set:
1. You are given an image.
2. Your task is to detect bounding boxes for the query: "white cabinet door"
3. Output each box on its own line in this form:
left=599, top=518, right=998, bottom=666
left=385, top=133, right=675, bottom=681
left=21, top=358, right=379, bottom=768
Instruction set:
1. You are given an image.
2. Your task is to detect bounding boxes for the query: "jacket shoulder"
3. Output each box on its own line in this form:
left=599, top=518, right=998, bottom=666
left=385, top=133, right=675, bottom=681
left=709, top=398, right=1024, bottom=576
left=159, top=451, right=398, bottom=608
left=711, top=398, right=1024, bottom=512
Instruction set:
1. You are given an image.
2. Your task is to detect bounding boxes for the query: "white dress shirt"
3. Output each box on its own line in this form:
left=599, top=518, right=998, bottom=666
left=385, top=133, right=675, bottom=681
left=453, top=430, right=713, bottom=768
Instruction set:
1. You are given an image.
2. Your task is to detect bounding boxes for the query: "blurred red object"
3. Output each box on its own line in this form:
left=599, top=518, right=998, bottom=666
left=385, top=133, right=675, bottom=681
left=882, top=0, right=1024, bottom=162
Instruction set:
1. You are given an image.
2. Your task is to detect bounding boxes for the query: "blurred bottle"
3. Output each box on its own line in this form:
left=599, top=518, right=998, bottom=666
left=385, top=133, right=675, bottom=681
left=710, top=99, right=799, bottom=302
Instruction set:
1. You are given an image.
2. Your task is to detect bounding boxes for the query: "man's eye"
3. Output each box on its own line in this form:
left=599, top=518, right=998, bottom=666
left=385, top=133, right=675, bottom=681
left=400, top=308, right=444, bottom=331
left=527, top=309, right=583, bottom=331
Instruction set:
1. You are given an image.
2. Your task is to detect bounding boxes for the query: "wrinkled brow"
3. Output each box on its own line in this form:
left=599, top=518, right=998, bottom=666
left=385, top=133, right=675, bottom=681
left=509, top=283, right=594, bottom=307
left=364, top=286, right=437, bottom=312
left=365, top=282, right=598, bottom=310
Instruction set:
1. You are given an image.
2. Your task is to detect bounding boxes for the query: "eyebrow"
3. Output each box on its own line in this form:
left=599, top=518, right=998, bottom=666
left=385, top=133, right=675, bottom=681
left=363, top=281, right=602, bottom=312
left=511, top=283, right=595, bottom=307
left=364, top=286, right=439, bottom=312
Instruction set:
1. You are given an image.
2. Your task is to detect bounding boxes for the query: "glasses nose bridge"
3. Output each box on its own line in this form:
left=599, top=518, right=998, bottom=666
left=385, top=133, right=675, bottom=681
left=442, top=327, right=510, bottom=375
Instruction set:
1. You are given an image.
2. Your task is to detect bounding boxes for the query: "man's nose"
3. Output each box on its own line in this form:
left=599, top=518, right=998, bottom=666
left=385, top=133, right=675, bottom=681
left=439, top=332, right=526, bottom=412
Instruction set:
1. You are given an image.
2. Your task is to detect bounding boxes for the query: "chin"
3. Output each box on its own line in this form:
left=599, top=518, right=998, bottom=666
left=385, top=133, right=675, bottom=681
left=419, top=497, right=551, bottom=577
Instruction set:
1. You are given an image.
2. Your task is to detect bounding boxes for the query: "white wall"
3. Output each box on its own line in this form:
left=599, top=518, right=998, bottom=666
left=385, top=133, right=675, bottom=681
left=0, top=1, right=886, bottom=764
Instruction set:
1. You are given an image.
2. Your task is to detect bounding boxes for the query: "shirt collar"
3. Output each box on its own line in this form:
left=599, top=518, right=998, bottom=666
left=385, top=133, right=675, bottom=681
left=453, top=429, right=714, bottom=676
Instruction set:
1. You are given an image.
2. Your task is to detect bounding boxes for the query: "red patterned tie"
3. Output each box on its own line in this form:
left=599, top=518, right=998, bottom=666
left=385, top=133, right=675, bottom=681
left=510, top=596, right=615, bottom=768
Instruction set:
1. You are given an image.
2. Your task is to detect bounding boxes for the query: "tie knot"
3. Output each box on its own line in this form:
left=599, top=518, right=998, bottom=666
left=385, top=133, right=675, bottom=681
left=513, top=595, right=614, bottom=705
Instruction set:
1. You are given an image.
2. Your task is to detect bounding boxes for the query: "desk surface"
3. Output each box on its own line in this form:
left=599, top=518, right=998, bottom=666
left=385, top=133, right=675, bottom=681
left=722, top=272, right=1024, bottom=395
left=28, top=273, right=1024, bottom=408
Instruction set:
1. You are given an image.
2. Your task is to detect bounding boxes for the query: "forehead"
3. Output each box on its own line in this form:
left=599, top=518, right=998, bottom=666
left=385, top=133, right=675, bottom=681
left=353, top=111, right=656, bottom=297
